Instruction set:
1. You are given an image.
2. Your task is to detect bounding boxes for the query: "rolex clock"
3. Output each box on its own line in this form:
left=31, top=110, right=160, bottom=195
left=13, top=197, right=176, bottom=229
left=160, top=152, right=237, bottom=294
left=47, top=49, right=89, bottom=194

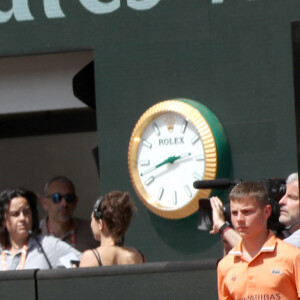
left=128, top=99, right=230, bottom=219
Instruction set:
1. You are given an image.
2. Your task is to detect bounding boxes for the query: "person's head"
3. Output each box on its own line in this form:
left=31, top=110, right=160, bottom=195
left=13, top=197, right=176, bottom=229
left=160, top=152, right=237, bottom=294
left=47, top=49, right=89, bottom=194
left=42, top=176, right=78, bottom=223
left=278, top=172, right=299, bottom=230
left=91, top=191, right=136, bottom=242
left=0, top=188, right=40, bottom=247
left=229, top=181, right=271, bottom=239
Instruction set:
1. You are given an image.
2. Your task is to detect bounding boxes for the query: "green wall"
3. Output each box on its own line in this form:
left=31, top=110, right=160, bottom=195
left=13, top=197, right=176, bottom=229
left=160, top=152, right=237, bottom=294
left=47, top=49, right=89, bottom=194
left=0, top=0, right=299, bottom=261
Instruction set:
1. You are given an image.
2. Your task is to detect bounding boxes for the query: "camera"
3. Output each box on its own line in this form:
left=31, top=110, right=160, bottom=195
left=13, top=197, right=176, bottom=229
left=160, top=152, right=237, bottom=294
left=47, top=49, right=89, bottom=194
left=197, top=178, right=286, bottom=233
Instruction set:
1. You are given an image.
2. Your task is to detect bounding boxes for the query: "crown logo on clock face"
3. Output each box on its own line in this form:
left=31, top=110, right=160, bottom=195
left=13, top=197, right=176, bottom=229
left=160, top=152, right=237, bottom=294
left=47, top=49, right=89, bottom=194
left=165, top=114, right=175, bottom=132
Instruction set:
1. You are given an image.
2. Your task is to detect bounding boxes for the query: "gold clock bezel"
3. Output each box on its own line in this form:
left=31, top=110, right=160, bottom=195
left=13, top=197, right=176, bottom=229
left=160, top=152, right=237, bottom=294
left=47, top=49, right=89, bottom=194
left=128, top=100, right=218, bottom=219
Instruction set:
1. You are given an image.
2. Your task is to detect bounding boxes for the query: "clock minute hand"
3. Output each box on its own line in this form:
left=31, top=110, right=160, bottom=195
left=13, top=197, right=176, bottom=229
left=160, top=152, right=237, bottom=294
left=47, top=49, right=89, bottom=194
left=140, top=157, right=173, bottom=176
left=174, top=152, right=191, bottom=161
left=140, top=153, right=191, bottom=176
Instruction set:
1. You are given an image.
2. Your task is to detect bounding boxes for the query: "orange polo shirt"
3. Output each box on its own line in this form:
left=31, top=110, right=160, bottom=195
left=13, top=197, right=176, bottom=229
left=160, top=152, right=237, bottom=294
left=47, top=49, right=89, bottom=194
left=217, top=231, right=300, bottom=300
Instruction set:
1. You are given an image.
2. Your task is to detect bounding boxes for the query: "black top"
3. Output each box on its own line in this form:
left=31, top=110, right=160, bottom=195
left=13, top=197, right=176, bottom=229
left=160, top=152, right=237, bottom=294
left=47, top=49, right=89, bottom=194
left=92, top=248, right=102, bottom=266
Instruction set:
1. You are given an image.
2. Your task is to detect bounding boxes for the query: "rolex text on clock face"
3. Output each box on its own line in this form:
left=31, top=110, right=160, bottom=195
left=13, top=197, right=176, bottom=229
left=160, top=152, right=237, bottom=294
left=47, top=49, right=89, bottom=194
left=137, top=111, right=205, bottom=210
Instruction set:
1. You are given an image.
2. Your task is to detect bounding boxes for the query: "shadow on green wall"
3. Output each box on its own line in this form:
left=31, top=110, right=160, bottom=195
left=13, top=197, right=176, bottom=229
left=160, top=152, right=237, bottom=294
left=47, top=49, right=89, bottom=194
left=149, top=212, right=219, bottom=254
left=148, top=187, right=232, bottom=255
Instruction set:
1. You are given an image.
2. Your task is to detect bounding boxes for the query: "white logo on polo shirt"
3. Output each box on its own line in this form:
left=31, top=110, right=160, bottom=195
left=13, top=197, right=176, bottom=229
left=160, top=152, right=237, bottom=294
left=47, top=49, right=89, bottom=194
left=271, top=268, right=282, bottom=274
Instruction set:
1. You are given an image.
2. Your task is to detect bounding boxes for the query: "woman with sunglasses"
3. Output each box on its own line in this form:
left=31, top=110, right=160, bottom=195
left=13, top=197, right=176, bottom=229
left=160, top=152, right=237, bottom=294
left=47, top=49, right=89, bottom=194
left=79, top=191, right=145, bottom=267
left=0, top=188, right=81, bottom=270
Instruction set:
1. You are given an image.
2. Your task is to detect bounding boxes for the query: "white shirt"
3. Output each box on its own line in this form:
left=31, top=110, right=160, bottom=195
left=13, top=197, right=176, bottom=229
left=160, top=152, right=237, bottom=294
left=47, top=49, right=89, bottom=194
left=284, top=228, right=300, bottom=248
left=0, top=235, right=81, bottom=270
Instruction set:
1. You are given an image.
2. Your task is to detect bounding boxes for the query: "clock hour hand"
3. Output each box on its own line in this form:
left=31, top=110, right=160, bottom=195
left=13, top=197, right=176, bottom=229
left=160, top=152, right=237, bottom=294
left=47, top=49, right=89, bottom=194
left=140, top=152, right=191, bottom=176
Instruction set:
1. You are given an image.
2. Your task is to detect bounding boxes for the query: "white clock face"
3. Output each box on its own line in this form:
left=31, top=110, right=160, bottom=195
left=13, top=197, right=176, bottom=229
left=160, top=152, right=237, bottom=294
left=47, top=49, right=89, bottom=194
left=128, top=99, right=221, bottom=219
left=137, top=112, right=205, bottom=210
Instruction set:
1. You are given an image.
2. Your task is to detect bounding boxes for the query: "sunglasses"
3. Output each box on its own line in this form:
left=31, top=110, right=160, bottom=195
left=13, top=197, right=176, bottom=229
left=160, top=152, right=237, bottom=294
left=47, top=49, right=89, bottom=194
left=46, top=193, right=76, bottom=204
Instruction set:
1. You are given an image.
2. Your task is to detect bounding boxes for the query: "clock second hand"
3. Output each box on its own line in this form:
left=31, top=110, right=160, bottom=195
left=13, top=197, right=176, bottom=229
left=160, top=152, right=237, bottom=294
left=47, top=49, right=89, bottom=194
left=140, top=152, right=191, bottom=176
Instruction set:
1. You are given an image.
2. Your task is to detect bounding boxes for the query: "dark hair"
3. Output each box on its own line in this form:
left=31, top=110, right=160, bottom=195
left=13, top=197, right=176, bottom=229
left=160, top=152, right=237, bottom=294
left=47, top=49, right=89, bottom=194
left=0, top=188, right=40, bottom=247
left=94, top=191, right=136, bottom=238
left=229, top=181, right=268, bottom=207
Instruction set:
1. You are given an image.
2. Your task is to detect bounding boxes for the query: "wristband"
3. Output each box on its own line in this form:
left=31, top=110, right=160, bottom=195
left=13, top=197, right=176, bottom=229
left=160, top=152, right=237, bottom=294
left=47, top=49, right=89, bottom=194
left=219, top=221, right=231, bottom=237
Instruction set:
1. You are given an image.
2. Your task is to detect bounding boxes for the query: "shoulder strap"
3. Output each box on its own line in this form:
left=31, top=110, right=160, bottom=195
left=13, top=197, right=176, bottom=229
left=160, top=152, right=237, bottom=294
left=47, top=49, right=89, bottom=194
left=137, top=249, right=145, bottom=263
left=92, top=249, right=102, bottom=266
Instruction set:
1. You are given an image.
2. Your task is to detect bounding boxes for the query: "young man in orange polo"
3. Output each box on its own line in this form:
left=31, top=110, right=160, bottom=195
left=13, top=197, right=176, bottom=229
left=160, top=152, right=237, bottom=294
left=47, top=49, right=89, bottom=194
left=217, top=181, right=300, bottom=300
